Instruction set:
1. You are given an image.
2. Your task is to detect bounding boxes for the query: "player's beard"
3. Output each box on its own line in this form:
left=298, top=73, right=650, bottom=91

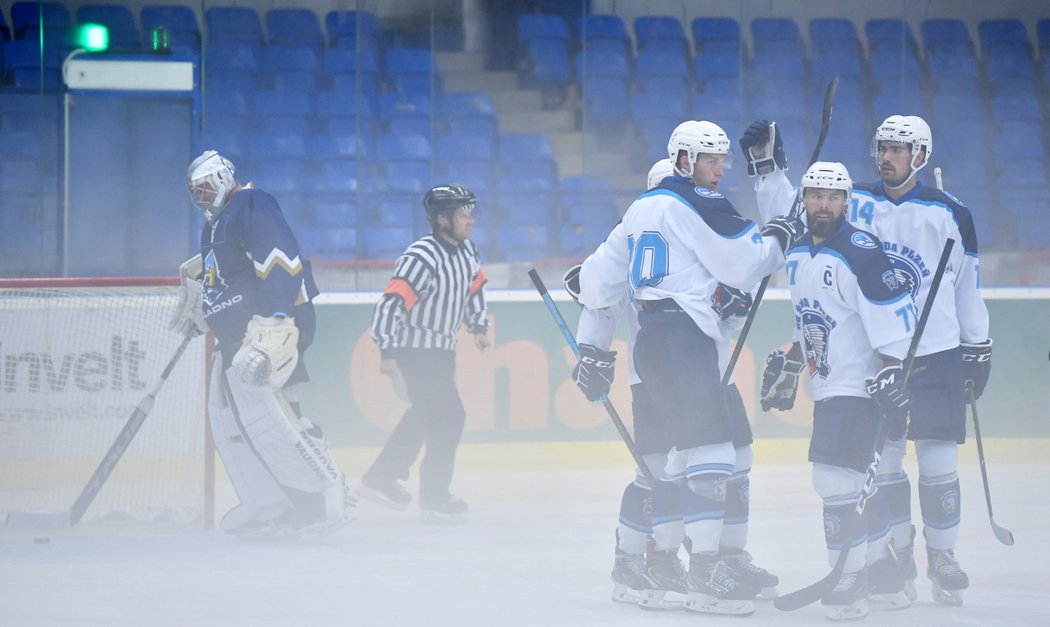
left=808, top=212, right=842, bottom=240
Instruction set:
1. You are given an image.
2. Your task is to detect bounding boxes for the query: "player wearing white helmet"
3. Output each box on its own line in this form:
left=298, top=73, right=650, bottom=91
left=170, top=150, right=354, bottom=538
left=757, top=161, right=918, bottom=620
left=577, top=123, right=801, bottom=616
left=748, top=116, right=992, bottom=608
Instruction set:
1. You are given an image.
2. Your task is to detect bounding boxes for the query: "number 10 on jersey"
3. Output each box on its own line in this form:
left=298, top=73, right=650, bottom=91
left=628, top=232, right=669, bottom=291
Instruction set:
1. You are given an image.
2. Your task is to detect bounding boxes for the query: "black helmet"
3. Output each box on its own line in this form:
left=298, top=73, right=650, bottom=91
left=423, top=184, right=476, bottom=224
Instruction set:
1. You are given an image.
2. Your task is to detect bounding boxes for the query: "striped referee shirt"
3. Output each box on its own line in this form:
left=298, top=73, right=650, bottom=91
left=371, top=234, right=488, bottom=355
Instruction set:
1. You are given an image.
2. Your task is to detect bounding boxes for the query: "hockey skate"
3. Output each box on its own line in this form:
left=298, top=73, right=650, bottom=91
left=419, top=495, right=468, bottom=524
left=682, top=552, right=758, bottom=616
left=866, top=553, right=911, bottom=611
left=822, top=570, right=869, bottom=621
left=356, top=474, right=412, bottom=510
left=610, top=547, right=647, bottom=604
left=893, top=524, right=918, bottom=601
left=637, top=550, right=689, bottom=610
left=927, top=548, right=969, bottom=606
left=720, top=547, right=779, bottom=600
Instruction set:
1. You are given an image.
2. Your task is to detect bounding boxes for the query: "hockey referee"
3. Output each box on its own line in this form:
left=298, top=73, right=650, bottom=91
left=359, top=184, right=489, bottom=522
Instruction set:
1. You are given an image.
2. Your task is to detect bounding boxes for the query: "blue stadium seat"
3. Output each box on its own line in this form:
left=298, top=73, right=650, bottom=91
left=634, top=15, right=689, bottom=57
left=926, top=48, right=979, bottom=85
left=751, top=50, right=807, bottom=80
left=1038, top=19, right=1050, bottom=58
left=579, top=76, right=629, bottom=127
left=252, top=159, right=306, bottom=197
left=376, top=132, right=431, bottom=161
left=202, top=127, right=247, bottom=165
left=205, top=42, right=260, bottom=91
left=442, top=91, right=495, bottom=121
left=516, top=14, right=570, bottom=45
left=3, top=40, right=63, bottom=89
left=870, top=89, right=927, bottom=123
left=635, top=47, right=690, bottom=85
left=436, top=132, right=495, bottom=162
left=921, top=18, right=974, bottom=56
left=378, top=92, right=432, bottom=134
left=560, top=174, right=615, bottom=202
left=385, top=47, right=437, bottom=84
left=991, top=77, right=1037, bottom=99
left=695, top=48, right=741, bottom=84
left=632, top=89, right=687, bottom=122
left=809, top=18, right=860, bottom=55
left=360, top=225, right=413, bottom=259
left=559, top=224, right=609, bottom=259
left=978, top=19, right=1030, bottom=55
left=691, top=17, right=740, bottom=52
left=499, top=132, right=554, bottom=162
left=865, top=18, right=918, bottom=56
left=693, top=78, right=743, bottom=119
left=298, top=226, right=357, bottom=258
left=265, top=8, right=324, bottom=49
left=249, top=131, right=309, bottom=162
left=11, top=2, right=71, bottom=41
left=140, top=5, right=199, bottom=52
left=446, top=116, right=499, bottom=148
left=253, top=89, right=315, bottom=129
left=523, top=38, right=572, bottom=87
left=206, top=7, right=264, bottom=49
left=991, top=91, right=1043, bottom=122
left=985, top=48, right=1036, bottom=80
left=930, top=92, right=985, bottom=124
left=811, top=46, right=864, bottom=85
left=995, top=120, right=1046, bottom=160
left=579, top=14, right=631, bottom=58
left=325, top=10, right=381, bottom=49
left=497, top=225, right=551, bottom=261
left=750, top=17, right=802, bottom=55
left=77, top=4, right=139, bottom=50
left=496, top=175, right=556, bottom=226
left=444, top=160, right=496, bottom=194
left=563, top=198, right=618, bottom=227
left=310, top=199, right=358, bottom=228
left=575, top=49, right=630, bottom=80
left=869, top=49, right=923, bottom=81
left=263, top=44, right=321, bottom=74
left=312, top=131, right=371, bottom=161
left=635, top=117, right=680, bottom=164
left=317, top=91, right=377, bottom=134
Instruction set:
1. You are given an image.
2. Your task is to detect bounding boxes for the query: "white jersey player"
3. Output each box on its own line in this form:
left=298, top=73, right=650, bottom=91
left=749, top=116, right=992, bottom=606
left=756, top=161, right=917, bottom=620
left=578, top=121, right=801, bottom=616
left=169, top=150, right=354, bottom=538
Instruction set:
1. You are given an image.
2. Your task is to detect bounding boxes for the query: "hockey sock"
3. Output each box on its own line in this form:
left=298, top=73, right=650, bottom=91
left=650, top=479, right=684, bottom=552
left=680, top=473, right=727, bottom=554
left=919, top=474, right=961, bottom=550
left=872, top=473, right=910, bottom=555
left=720, top=473, right=749, bottom=550
left=617, top=480, right=651, bottom=555
left=823, top=499, right=867, bottom=573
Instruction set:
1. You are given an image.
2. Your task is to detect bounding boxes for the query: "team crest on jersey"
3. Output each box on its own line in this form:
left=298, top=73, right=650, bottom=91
left=800, top=312, right=833, bottom=379
left=884, top=254, right=921, bottom=299
left=693, top=186, right=724, bottom=199
left=850, top=231, right=878, bottom=249
left=202, top=249, right=228, bottom=306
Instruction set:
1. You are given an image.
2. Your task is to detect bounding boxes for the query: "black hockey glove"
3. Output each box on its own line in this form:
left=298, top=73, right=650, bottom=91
left=760, top=349, right=805, bottom=411
left=866, top=365, right=911, bottom=441
left=563, top=264, right=582, bottom=306
left=761, top=215, right=806, bottom=253
left=961, top=339, right=992, bottom=400
left=739, top=119, right=787, bottom=176
left=712, top=283, right=753, bottom=321
left=573, top=343, right=616, bottom=402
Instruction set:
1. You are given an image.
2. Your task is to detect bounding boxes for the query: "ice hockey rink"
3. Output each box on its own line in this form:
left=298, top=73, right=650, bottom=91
left=1, top=443, right=1045, bottom=627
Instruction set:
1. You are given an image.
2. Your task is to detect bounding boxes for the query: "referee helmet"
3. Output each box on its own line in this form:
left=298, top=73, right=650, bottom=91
left=423, top=184, right=477, bottom=226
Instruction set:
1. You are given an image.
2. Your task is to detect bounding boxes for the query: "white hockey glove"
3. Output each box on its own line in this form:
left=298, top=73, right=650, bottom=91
left=739, top=119, right=787, bottom=176
left=168, top=254, right=208, bottom=337
left=760, top=348, right=804, bottom=411
left=231, top=315, right=300, bottom=388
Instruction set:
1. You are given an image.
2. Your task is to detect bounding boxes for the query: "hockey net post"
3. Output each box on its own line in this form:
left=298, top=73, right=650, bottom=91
left=0, top=277, right=214, bottom=530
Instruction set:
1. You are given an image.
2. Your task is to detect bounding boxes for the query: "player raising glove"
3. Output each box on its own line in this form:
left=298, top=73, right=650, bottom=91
left=712, top=283, right=753, bottom=321
left=761, top=215, right=806, bottom=253
left=168, top=254, right=208, bottom=337
left=866, top=364, right=911, bottom=440
left=760, top=347, right=805, bottom=411
left=960, top=340, right=992, bottom=400
left=739, top=119, right=787, bottom=176
left=231, top=315, right=300, bottom=388
left=573, top=343, right=616, bottom=402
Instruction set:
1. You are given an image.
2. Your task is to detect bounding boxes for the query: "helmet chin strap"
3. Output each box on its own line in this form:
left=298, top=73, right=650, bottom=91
left=883, top=149, right=927, bottom=191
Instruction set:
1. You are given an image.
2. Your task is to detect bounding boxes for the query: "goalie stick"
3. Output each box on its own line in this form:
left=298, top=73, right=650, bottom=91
left=5, top=334, right=194, bottom=529
left=527, top=269, right=659, bottom=488
left=774, top=236, right=955, bottom=611
left=938, top=165, right=1014, bottom=546
left=723, top=76, right=840, bottom=385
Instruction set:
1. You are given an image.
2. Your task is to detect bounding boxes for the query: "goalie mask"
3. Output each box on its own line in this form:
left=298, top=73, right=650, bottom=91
left=667, top=120, right=733, bottom=178
left=646, top=159, right=675, bottom=191
left=188, top=150, right=238, bottom=220
left=870, top=115, right=933, bottom=190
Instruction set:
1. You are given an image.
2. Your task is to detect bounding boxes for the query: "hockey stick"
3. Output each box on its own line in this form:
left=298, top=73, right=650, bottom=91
left=5, top=334, right=195, bottom=529
left=722, top=76, right=840, bottom=385
left=774, top=236, right=955, bottom=611
left=967, top=376, right=1014, bottom=545
left=527, top=268, right=659, bottom=488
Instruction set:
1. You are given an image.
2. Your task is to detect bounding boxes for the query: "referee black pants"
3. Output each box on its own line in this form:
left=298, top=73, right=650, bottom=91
left=365, top=347, right=466, bottom=505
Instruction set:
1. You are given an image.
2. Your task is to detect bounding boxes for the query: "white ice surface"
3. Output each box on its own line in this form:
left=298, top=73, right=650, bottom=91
left=1, top=461, right=1046, bottom=627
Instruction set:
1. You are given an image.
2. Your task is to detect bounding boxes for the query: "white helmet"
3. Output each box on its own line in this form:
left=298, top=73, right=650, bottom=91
left=801, top=161, right=852, bottom=204
left=188, top=150, right=238, bottom=220
left=870, top=115, right=933, bottom=189
left=667, top=120, right=733, bottom=177
left=646, top=158, right=675, bottom=190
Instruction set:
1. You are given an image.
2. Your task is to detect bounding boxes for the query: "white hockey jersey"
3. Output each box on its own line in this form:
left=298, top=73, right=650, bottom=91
left=755, top=172, right=989, bottom=355
left=576, top=299, right=642, bottom=385
left=579, top=176, right=785, bottom=348
left=785, top=221, right=915, bottom=400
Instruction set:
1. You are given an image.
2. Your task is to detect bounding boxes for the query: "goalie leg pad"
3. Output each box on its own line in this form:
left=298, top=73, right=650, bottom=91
left=232, top=315, right=300, bottom=388
left=224, top=372, right=346, bottom=521
left=207, top=357, right=291, bottom=531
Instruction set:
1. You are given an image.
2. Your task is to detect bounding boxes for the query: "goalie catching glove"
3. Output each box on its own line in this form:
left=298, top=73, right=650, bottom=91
left=960, top=339, right=992, bottom=400
left=760, top=348, right=804, bottom=411
left=739, top=119, right=787, bottom=176
left=168, top=254, right=208, bottom=337
left=231, top=315, right=300, bottom=388
left=866, top=364, right=911, bottom=440
left=573, top=343, right=616, bottom=402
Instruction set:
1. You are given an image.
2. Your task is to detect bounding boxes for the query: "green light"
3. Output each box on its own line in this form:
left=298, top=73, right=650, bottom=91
left=78, top=24, right=109, bottom=52
left=151, top=26, right=171, bottom=53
